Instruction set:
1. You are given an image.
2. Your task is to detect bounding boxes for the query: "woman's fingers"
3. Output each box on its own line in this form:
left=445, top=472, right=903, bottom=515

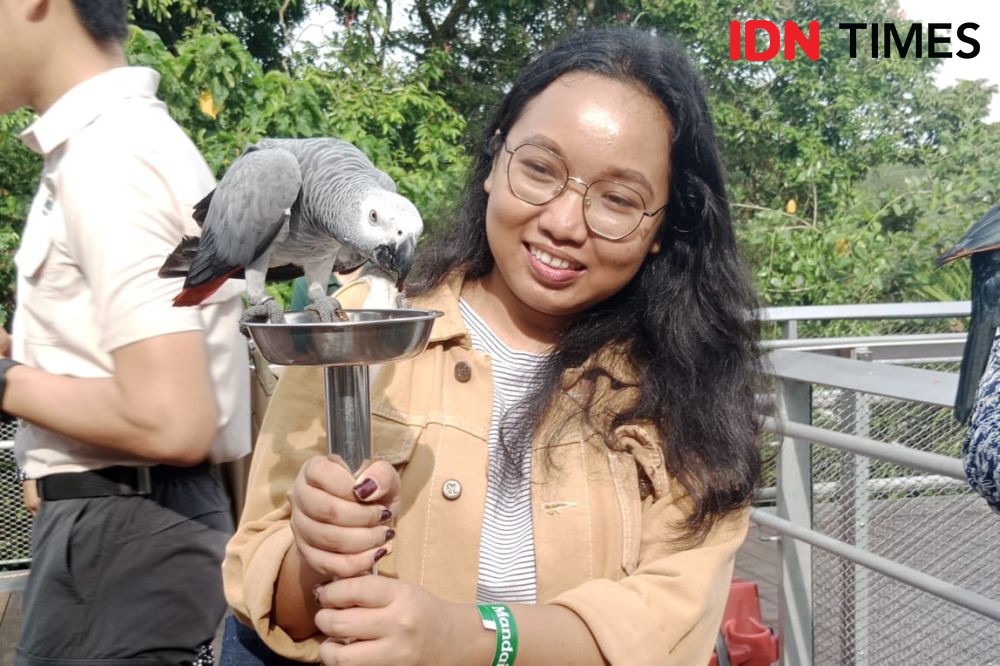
left=291, top=509, right=395, bottom=555
left=300, top=454, right=359, bottom=498
left=294, top=480, right=391, bottom=527
left=294, top=538, right=390, bottom=580
left=288, top=455, right=398, bottom=578
left=352, top=460, right=401, bottom=506
left=315, top=574, right=394, bottom=609
left=315, top=607, right=385, bottom=641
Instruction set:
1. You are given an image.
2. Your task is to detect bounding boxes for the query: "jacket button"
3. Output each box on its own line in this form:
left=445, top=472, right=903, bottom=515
left=442, top=479, right=463, bottom=500
left=454, top=361, right=472, bottom=383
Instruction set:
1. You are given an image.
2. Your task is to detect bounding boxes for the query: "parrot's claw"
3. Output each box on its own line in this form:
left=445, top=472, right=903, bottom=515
left=306, top=295, right=349, bottom=322
left=242, top=298, right=286, bottom=324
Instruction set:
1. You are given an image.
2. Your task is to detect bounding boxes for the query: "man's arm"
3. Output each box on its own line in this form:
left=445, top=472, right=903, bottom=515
left=2, top=330, right=218, bottom=465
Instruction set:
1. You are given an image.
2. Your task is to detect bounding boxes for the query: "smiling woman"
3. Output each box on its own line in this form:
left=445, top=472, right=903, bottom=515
left=223, top=27, right=764, bottom=666
left=477, top=72, right=670, bottom=339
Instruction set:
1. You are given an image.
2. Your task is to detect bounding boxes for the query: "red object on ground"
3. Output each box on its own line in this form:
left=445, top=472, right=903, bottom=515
left=708, top=578, right=780, bottom=666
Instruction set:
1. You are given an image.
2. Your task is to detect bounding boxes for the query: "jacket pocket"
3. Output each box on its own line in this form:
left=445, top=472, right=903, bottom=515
left=371, top=409, right=423, bottom=466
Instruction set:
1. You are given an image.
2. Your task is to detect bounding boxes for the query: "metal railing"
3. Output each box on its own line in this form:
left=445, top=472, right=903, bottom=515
left=757, top=301, right=1000, bottom=666
left=0, top=420, right=31, bottom=573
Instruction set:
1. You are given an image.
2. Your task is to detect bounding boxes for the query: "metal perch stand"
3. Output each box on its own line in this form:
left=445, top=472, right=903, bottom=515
left=244, top=309, right=442, bottom=470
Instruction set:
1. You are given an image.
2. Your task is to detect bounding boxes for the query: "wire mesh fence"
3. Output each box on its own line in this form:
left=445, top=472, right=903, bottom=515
left=0, top=419, right=31, bottom=571
left=808, top=371, right=1000, bottom=665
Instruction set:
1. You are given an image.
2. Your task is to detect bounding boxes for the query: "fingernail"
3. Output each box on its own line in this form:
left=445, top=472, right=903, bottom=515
left=373, top=547, right=388, bottom=563
left=385, top=528, right=396, bottom=543
left=380, top=508, right=393, bottom=523
left=312, top=583, right=323, bottom=604
left=353, top=478, right=377, bottom=500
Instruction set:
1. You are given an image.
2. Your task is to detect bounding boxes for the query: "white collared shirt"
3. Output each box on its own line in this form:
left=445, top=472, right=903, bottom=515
left=12, top=66, right=250, bottom=476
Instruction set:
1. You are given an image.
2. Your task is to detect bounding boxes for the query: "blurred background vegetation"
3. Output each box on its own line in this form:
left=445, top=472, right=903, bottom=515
left=1, top=0, right=997, bottom=332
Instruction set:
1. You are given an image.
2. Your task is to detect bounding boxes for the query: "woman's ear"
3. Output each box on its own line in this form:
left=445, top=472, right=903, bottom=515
left=483, top=155, right=498, bottom=195
left=483, top=129, right=503, bottom=195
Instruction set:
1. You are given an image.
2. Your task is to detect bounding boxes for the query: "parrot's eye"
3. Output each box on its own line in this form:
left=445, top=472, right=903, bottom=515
left=369, top=209, right=378, bottom=224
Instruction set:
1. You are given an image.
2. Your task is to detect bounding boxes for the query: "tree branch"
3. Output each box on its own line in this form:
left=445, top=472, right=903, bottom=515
left=438, top=0, right=471, bottom=40
left=415, top=0, right=438, bottom=40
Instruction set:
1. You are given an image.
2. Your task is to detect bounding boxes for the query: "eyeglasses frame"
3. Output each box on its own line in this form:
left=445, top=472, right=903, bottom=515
left=501, top=139, right=668, bottom=241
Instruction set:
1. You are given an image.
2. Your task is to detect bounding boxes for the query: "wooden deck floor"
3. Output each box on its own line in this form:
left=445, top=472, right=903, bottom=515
left=734, top=524, right=781, bottom=631
left=0, top=588, right=24, bottom=666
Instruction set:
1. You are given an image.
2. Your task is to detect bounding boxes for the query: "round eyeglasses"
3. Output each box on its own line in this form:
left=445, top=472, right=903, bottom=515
left=502, top=140, right=668, bottom=241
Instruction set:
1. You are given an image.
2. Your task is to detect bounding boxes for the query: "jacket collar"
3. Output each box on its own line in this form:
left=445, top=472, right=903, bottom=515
left=411, top=271, right=641, bottom=388
left=410, top=271, right=474, bottom=349
left=20, top=66, right=161, bottom=156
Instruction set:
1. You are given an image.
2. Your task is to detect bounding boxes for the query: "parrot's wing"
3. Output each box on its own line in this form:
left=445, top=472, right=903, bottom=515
left=184, top=147, right=303, bottom=288
left=937, top=200, right=1000, bottom=266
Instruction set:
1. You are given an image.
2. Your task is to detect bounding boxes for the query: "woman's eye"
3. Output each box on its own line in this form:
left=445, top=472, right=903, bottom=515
left=526, top=160, right=554, bottom=175
left=604, top=192, right=642, bottom=210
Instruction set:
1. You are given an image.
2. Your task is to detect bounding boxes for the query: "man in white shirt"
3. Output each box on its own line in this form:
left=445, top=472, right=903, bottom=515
left=0, top=1, right=251, bottom=663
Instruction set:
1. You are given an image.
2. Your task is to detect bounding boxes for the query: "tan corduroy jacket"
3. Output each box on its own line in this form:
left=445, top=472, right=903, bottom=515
left=223, top=273, right=749, bottom=665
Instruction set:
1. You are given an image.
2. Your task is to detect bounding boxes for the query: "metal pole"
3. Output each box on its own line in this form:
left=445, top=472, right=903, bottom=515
left=776, top=376, right=814, bottom=666
left=848, top=348, right=872, bottom=666
left=323, top=364, right=372, bottom=471
left=751, top=509, right=1000, bottom=623
left=761, top=419, right=964, bottom=480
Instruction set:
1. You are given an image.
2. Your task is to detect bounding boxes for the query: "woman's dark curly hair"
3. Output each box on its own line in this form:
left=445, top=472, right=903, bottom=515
left=412, top=27, right=763, bottom=543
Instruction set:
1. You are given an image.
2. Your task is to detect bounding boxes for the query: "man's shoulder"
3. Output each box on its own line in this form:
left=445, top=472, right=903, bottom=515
left=91, top=105, right=200, bottom=157
left=61, top=101, right=213, bottom=191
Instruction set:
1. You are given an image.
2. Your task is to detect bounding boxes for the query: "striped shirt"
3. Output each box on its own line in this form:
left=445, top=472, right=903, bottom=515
left=459, top=299, right=547, bottom=604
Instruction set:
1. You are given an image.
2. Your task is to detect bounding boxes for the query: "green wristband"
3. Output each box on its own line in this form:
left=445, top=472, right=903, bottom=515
left=477, top=603, right=518, bottom=666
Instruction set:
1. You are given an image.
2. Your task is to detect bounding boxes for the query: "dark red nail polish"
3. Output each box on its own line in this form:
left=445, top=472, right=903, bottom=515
left=385, top=528, right=396, bottom=542
left=354, top=478, right=377, bottom=500
left=374, top=547, right=388, bottom=563
left=380, top=508, right=393, bottom=523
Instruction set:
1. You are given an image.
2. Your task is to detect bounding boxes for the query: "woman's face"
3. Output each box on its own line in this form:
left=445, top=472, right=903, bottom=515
left=482, top=72, right=672, bottom=327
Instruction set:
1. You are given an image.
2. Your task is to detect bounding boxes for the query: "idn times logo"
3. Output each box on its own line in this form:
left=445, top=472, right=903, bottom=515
left=729, top=20, right=981, bottom=61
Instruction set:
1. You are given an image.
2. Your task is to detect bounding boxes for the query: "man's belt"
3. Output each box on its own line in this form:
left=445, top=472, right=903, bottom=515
left=37, top=463, right=212, bottom=501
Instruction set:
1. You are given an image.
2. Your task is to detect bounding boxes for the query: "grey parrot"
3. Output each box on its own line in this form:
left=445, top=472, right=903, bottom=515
left=162, top=137, right=422, bottom=322
left=936, top=200, right=1000, bottom=423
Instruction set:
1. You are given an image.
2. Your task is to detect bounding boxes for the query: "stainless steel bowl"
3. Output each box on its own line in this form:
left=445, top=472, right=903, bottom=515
left=243, top=309, right=443, bottom=366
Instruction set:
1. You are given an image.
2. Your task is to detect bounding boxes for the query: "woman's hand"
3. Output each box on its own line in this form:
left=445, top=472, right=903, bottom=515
left=314, top=576, right=488, bottom=666
left=288, top=454, right=401, bottom=580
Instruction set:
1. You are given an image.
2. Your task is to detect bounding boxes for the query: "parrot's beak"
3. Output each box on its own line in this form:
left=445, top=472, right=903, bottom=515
left=393, top=236, right=416, bottom=291
left=374, top=236, right=416, bottom=291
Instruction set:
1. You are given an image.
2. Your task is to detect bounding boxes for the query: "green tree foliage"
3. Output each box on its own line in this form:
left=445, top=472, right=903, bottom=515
left=131, top=0, right=312, bottom=70
left=0, top=0, right=997, bottom=329
left=0, top=111, right=40, bottom=326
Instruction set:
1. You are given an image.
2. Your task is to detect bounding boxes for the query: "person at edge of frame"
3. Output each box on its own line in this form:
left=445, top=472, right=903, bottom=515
left=0, top=1, right=251, bottom=663
left=222, top=26, right=764, bottom=666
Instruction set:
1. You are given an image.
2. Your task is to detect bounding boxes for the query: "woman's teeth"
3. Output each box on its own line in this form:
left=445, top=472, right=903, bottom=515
left=530, top=246, right=578, bottom=270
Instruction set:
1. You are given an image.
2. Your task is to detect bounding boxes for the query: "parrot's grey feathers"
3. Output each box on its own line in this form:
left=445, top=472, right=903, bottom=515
left=374, top=168, right=397, bottom=193
left=207, top=147, right=303, bottom=267
left=166, top=136, right=423, bottom=316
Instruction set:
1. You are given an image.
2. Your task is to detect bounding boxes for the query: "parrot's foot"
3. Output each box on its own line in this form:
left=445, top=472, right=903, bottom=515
left=306, top=295, right=349, bottom=322
left=242, top=297, right=286, bottom=324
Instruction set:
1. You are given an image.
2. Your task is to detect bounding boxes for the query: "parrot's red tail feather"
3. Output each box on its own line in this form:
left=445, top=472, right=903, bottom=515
left=172, top=270, right=240, bottom=306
